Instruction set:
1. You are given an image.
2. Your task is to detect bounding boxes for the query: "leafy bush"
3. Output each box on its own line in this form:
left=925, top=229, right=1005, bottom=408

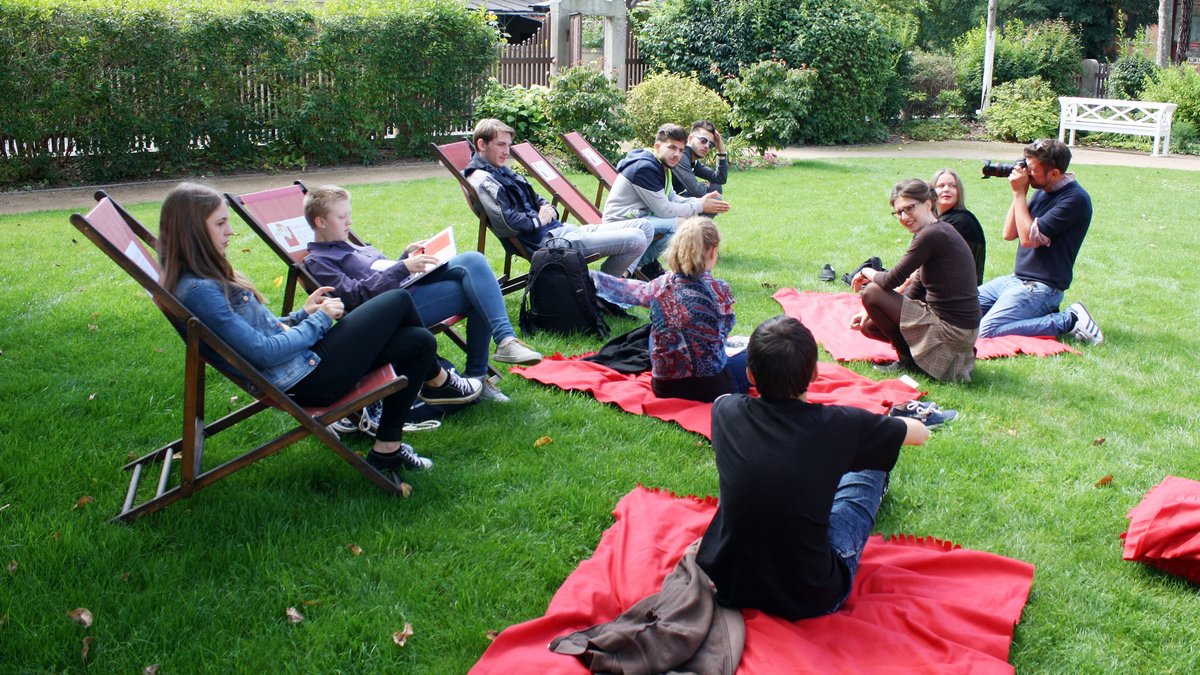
left=624, top=72, right=730, bottom=146
left=723, top=60, right=816, bottom=152
left=936, top=89, right=967, bottom=116
left=545, top=66, right=629, bottom=160
left=955, top=19, right=1082, bottom=114
left=904, top=50, right=959, bottom=119
left=1140, top=65, right=1200, bottom=129
left=1106, top=54, right=1158, bottom=100
left=473, top=79, right=551, bottom=147
left=980, top=76, right=1060, bottom=142
left=0, top=0, right=498, bottom=186
left=896, top=117, right=971, bottom=141
left=634, top=0, right=902, bottom=144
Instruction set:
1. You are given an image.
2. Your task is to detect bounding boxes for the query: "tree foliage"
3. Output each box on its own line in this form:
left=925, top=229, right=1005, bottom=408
left=955, top=19, right=1082, bottom=112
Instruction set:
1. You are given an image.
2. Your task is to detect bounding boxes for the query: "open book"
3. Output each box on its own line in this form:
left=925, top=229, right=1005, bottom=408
left=368, top=225, right=457, bottom=288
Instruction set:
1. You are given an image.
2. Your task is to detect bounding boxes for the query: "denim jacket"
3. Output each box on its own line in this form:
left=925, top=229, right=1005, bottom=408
left=174, top=274, right=332, bottom=391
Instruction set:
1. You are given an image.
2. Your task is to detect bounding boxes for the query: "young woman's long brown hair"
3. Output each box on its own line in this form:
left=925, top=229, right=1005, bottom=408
left=158, top=182, right=262, bottom=301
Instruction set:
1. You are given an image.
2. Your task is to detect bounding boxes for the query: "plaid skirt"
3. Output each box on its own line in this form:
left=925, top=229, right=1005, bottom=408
left=900, top=297, right=977, bottom=382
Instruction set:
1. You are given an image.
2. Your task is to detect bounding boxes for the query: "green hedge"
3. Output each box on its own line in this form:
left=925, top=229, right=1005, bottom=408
left=0, top=0, right=498, bottom=185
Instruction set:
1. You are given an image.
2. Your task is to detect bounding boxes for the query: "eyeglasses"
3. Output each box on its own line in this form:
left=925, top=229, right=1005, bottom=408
left=892, top=203, right=920, bottom=219
left=695, top=136, right=715, bottom=147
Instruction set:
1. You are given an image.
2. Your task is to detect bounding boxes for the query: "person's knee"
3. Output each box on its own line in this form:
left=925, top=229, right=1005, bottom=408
left=860, top=283, right=888, bottom=312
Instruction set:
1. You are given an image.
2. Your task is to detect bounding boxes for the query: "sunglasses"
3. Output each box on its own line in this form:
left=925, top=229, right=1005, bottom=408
left=694, top=136, right=715, bottom=147
left=892, top=203, right=921, bottom=219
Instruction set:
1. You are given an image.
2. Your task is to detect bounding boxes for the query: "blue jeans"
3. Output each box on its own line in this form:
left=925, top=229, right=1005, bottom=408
left=639, top=216, right=677, bottom=266
left=978, top=274, right=1073, bottom=338
left=825, top=469, right=888, bottom=613
left=552, top=218, right=654, bottom=276
left=408, top=252, right=516, bottom=378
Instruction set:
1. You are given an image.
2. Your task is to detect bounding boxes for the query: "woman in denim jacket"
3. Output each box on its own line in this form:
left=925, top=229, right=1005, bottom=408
left=158, top=183, right=458, bottom=473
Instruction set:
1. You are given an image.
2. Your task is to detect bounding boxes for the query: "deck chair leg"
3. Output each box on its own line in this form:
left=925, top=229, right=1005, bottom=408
left=594, top=183, right=605, bottom=210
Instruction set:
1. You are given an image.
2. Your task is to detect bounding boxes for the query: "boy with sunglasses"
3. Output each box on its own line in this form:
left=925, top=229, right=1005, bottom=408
left=672, top=119, right=729, bottom=199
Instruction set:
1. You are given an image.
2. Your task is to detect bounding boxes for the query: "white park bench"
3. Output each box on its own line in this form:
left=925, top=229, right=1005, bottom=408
left=1058, top=96, right=1179, bottom=156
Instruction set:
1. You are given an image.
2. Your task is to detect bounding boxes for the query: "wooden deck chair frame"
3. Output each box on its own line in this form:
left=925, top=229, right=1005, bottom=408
left=509, top=141, right=604, bottom=226
left=71, top=191, right=412, bottom=523
left=560, top=131, right=619, bottom=209
left=224, top=182, right=496, bottom=379
left=429, top=140, right=531, bottom=295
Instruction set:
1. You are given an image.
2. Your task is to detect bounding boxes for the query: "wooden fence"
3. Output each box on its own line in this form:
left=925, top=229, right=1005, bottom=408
left=493, top=18, right=645, bottom=90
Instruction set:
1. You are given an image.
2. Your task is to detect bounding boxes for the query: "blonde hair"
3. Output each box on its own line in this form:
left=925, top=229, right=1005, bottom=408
left=665, top=216, right=720, bottom=276
left=930, top=168, right=965, bottom=212
left=158, top=182, right=262, bottom=301
left=304, top=185, right=350, bottom=227
left=472, top=118, right=516, bottom=147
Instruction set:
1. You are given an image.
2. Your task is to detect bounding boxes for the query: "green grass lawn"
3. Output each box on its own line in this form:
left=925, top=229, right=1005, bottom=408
left=2, top=158, right=1199, bottom=672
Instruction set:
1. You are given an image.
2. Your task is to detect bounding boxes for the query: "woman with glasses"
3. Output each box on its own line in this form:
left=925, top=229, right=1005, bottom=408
left=848, top=180, right=981, bottom=382
left=930, top=168, right=986, bottom=285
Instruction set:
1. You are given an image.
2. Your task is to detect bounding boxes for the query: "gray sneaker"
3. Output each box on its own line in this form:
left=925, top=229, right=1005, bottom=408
left=479, top=378, right=511, bottom=403
left=419, top=370, right=483, bottom=405
left=1068, top=302, right=1103, bottom=346
left=493, top=337, right=543, bottom=365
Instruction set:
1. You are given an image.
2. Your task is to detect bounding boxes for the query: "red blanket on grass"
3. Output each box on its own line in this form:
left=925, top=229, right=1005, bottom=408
left=773, top=289, right=1080, bottom=362
left=472, top=486, right=1036, bottom=674
left=1122, top=476, right=1200, bottom=584
left=513, top=355, right=922, bottom=439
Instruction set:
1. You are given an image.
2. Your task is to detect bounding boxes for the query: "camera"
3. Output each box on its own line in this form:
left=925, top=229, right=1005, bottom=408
left=980, top=158, right=1027, bottom=179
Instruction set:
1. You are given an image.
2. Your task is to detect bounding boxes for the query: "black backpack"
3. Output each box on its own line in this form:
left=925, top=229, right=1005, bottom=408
left=519, top=237, right=609, bottom=338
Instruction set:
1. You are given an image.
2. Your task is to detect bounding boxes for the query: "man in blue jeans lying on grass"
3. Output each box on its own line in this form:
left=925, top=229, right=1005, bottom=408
left=696, top=315, right=928, bottom=620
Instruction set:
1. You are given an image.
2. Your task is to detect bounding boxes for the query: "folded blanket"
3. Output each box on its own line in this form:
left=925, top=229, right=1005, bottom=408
left=1122, top=476, right=1200, bottom=584
left=513, top=355, right=923, bottom=439
left=471, top=486, right=1036, bottom=674
left=773, top=289, right=1080, bottom=362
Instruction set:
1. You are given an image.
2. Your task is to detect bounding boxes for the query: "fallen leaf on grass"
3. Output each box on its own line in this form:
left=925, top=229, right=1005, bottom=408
left=1093, top=437, right=1106, bottom=446
left=172, top=452, right=183, bottom=460
left=126, top=452, right=138, bottom=461
left=302, top=599, right=321, bottom=607
left=121, top=571, right=130, bottom=582
left=760, top=281, right=778, bottom=289
left=51, top=531, right=62, bottom=542
left=533, top=436, right=553, bottom=448
left=485, top=629, right=500, bottom=641
left=241, top=248, right=251, bottom=254
left=229, top=395, right=238, bottom=405
left=81, top=636, right=94, bottom=663
left=69, top=608, right=93, bottom=627
left=154, top=346, right=164, bottom=353
left=88, top=324, right=99, bottom=331
left=347, top=543, right=363, bottom=556
left=7, top=560, right=16, bottom=576
left=1095, top=475, right=1114, bottom=487
left=74, top=496, right=94, bottom=510
left=88, top=393, right=96, bottom=401
left=144, top=665, right=160, bottom=674
left=392, top=623, right=414, bottom=647
left=1007, top=429, right=1018, bottom=436
left=399, top=482, right=413, bottom=498
left=71, top=238, right=78, bottom=244
left=273, top=276, right=284, bottom=288
left=285, top=607, right=305, bottom=624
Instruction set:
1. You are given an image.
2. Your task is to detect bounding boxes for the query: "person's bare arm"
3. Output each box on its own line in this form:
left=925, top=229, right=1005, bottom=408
left=900, top=417, right=930, bottom=446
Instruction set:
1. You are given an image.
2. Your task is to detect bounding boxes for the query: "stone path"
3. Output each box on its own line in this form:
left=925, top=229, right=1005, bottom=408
left=3, top=140, right=1197, bottom=216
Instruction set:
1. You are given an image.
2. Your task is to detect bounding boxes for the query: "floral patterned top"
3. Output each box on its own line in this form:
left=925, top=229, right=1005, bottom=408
left=592, top=270, right=736, bottom=380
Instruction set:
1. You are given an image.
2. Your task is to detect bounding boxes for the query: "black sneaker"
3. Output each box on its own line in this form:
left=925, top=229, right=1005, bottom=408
left=419, top=370, right=482, bottom=405
left=842, top=257, right=885, bottom=286
left=637, top=260, right=667, bottom=280
left=366, top=443, right=433, bottom=471
left=819, top=263, right=836, bottom=282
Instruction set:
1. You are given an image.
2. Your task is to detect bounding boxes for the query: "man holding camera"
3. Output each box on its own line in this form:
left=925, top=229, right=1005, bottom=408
left=977, top=138, right=1103, bottom=345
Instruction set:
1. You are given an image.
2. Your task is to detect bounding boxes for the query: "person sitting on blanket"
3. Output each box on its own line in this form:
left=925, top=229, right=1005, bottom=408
left=848, top=179, right=981, bottom=382
left=591, top=216, right=748, bottom=403
left=158, top=182, right=447, bottom=473
left=696, top=315, right=930, bottom=621
left=977, top=138, right=1103, bottom=345
left=465, top=118, right=655, bottom=278
left=302, top=185, right=542, bottom=403
left=604, top=123, right=731, bottom=279
left=931, top=168, right=986, bottom=285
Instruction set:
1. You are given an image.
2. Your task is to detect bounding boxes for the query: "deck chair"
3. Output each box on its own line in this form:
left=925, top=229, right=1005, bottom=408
left=224, top=182, right=494, bottom=378
left=509, top=142, right=603, bottom=226
left=561, top=131, right=619, bottom=209
left=430, top=139, right=530, bottom=294
left=70, top=192, right=412, bottom=523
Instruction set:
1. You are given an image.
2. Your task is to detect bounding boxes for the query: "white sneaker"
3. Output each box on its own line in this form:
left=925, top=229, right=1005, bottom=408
left=1068, top=302, right=1103, bottom=346
left=493, top=337, right=543, bottom=365
left=479, top=378, right=511, bottom=403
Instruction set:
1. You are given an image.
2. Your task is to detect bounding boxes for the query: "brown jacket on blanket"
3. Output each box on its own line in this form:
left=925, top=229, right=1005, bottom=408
left=548, top=539, right=745, bottom=675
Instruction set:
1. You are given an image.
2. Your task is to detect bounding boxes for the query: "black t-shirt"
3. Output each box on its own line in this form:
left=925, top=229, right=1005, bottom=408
left=940, top=208, right=987, bottom=285
left=696, top=394, right=907, bottom=621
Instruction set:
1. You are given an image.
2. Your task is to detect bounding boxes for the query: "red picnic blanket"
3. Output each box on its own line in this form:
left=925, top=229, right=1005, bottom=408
left=513, top=355, right=922, bottom=439
left=472, top=486, right=1036, bottom=674
left=773, top=289, right=1080, bottom=362
left=1122, top=476, right=1200, bottom=584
